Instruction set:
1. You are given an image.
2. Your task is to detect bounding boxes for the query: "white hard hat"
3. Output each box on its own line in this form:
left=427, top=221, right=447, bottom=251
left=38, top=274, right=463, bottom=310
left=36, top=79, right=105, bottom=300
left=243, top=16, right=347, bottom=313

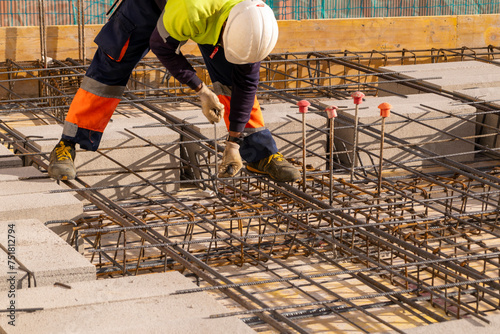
left=223, top=0, right=279, bottom=64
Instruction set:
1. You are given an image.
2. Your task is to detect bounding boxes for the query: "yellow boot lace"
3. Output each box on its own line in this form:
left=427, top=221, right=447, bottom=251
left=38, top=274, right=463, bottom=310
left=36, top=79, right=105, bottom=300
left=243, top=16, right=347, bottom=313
left=266, top=152, right=285, bottom=165
left=54, top=141, right=73, bottom=161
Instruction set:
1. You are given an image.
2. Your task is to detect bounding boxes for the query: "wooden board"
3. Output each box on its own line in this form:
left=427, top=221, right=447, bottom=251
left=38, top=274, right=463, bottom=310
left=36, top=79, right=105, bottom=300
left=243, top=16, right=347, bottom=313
left=0, top=14, right=499, bottom=62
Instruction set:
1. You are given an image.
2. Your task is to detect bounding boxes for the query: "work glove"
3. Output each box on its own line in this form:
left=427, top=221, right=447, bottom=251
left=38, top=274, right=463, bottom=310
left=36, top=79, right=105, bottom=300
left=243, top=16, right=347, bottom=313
left=198, top=83, right=224, bottom=124
left=218, top=141, right=243, bottom=178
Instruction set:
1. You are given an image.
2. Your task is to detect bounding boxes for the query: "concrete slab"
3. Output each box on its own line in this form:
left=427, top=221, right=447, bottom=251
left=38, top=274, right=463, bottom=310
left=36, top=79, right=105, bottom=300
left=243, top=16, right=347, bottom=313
left=331, top=93, right=476, bottom=167
left=0, top=144, right=22, bottom=169
left=378, top=61, right=500, bottom=96
left=0, top=219, right=95, bottom=290
left=0, top=271, right=255, bottom=334
left=454, top=86, right=500, bottom=149
left=12, top=117, right=181, bottom=199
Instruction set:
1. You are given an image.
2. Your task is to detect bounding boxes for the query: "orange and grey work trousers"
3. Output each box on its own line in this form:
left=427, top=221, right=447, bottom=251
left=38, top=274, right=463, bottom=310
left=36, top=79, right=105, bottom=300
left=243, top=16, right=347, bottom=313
left=198, top=44, right=278, bottom=163
left=63, top=0, right=278, bottom=163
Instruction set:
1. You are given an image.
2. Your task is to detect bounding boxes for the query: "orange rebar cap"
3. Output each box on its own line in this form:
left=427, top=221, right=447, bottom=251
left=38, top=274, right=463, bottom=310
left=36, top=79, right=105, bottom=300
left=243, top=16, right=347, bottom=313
left=351, top=91, right=365, bottom=105
left=325, top=105, right=338, bottom=119
left=378, top=102, right=392, bottom=118
left=297, top=100, right=311, bottom=113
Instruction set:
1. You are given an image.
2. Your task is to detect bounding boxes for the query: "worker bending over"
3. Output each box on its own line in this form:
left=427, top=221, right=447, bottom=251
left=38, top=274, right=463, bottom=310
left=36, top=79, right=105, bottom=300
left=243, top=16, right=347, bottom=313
left=48, top=0, right=300, bottom=183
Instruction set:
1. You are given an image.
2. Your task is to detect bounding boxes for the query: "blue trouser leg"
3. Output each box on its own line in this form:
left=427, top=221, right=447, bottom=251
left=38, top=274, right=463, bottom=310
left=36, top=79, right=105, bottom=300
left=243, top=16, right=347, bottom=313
left=63, top=0, right=162, bottom=150
left=88, top=0, right=162, bottom=86
left=240, top=129, right=278, bottom=163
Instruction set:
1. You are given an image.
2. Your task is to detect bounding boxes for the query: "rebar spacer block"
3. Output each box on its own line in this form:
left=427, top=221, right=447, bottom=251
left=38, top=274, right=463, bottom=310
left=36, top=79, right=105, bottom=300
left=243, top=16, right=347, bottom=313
left=378, top=102, right=392, bottom=118
left=325, top=105, right=338, bottom=119
left=351, top=91, right=365, bottom=105
left=297, top=100, right=311, bottom=113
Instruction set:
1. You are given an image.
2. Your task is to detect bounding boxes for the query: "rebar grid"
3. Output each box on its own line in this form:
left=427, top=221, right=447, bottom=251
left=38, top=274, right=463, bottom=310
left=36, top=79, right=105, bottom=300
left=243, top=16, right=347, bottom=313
left=75, top=169, right=500, bottom=332
left=2, top=47, right=500, bottom=332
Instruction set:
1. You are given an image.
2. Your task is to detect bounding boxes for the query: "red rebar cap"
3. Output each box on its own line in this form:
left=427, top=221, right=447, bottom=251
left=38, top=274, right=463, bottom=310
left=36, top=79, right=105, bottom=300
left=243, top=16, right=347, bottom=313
left=325, top=105, right=338, bottom=119
left=378, top=102, right=392, bottom=118
left=351, top=91, right=365, bottom=105
left=297, top=100, right=311, bottom=113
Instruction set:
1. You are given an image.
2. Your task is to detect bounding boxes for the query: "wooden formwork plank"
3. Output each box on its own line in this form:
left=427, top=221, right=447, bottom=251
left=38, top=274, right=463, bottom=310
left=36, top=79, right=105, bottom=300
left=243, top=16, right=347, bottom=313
left=0, top=14, right=499, bottom=61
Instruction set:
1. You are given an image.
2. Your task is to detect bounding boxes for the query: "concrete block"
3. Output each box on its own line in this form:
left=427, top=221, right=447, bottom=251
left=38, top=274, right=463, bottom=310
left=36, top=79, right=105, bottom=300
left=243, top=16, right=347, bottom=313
left=166, top=109, right=227, bottom=182
left=0, top=167, right=82, bottom=248
left=331, top=93, right=476, bottom=167
left=0, top=179, right=63, bottom=197
left=0, top=169, right=83, bottom=222
left=0, top=166, right=44, bottom=181
left=454, top=86, right=500, bottom=149
left=261, top=103, right=328, bottom=169
left=378, top=61, right=500, bottom=96
left=167, top=109, right=229, bottom=138
left=0, top=219, right=95, bottom=290
left=0, top=166, right=82, bottom=244
left=0, top=192, right=82, bottom=226
left=0, top=144, right=22, bottom=169
left=13, top=117, right=181, bottom=200
left=0, top=271, right=255, bottom=334
left=168, top=104, right=328, bottom=174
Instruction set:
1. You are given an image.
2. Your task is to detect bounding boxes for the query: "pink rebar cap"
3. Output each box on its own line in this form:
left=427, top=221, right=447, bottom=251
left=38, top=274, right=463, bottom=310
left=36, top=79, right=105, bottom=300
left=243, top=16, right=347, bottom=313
left=325, top=105, right=338, bottom=119
left=297, top=100, right=311, bottom=113
left=351, top=91, right=365, bottom=105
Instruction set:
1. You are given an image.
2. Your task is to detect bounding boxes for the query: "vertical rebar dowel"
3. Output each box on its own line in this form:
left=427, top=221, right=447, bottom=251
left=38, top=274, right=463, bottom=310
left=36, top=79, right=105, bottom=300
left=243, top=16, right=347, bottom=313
left=302, top=112, right=306, bottom=191
left=350, top=91, right=365, bottom=182
left=326, top=106, right=338, bottom=205
left=214, top=123, right=218, bottom=192
left=38, top=0, right=47, bottom=67
left=298, top=100, right=311, bottom=191
left=77, top=0, right=86, bottom=64
left=377, top=102, right=392, bottom=196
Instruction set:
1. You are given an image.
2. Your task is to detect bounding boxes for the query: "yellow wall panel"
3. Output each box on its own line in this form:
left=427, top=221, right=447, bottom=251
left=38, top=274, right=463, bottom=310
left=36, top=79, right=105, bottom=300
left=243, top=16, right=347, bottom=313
left=273, top=17, right=457, bottom=52
left=457, top=15, right=500, bottom=47
left=0, top=14, right=498, bottom=62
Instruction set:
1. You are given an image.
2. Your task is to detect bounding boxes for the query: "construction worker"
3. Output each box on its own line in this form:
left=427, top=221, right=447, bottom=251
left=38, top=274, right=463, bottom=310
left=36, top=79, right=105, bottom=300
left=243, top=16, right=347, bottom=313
left=48, top=0, right=300, bottom=183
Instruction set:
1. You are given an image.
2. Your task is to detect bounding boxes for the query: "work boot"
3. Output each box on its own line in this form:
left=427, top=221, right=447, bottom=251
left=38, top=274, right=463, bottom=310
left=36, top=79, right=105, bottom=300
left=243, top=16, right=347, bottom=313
left=246, top=152, right=300, bottom=182
left=47, top=139, right=76, bottom=180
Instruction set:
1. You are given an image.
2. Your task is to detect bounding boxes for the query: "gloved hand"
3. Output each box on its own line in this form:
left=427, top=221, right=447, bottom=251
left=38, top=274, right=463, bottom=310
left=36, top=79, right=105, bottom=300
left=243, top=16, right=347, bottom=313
left=197, top=83, right=224, bottom=124
left=218, top=141, right=243, bottom=177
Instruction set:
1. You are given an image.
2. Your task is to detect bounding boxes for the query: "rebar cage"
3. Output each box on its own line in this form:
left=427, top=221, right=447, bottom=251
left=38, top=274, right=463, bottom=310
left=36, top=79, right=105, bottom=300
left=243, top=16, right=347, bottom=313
left=2, top=47, right=500, bottom=332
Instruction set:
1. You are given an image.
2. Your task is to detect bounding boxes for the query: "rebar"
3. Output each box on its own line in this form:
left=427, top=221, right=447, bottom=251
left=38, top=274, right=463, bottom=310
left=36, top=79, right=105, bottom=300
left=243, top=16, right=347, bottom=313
left=2, top=47, right=500, bottom=333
